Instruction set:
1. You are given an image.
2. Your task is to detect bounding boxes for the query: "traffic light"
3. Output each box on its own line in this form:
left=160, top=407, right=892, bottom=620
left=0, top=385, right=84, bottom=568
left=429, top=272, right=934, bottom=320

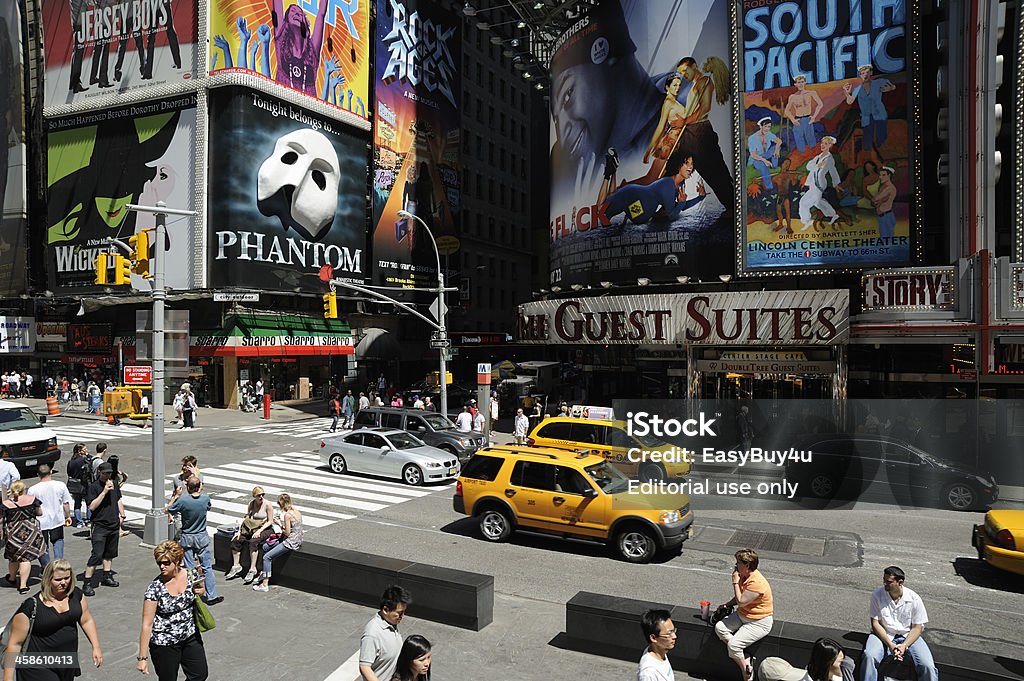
left=113, top=254, right=132, bottom=285
left=94, top=253, right=109, bottom=285
left=322, top=291, right=338, bottom=319
left=129, top=230, right=151, bottom=277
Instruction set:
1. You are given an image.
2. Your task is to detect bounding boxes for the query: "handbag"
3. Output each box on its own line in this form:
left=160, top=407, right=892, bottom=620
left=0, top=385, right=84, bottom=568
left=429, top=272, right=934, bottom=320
left=0, top=595, right=39, bottom=669
left=710, top=603, right=734, bottom=625
left=264, top=532, right=284, bottom=548
left=240, top=516, right=264, bottom=535
left=189, top=571, right=216, bottom=633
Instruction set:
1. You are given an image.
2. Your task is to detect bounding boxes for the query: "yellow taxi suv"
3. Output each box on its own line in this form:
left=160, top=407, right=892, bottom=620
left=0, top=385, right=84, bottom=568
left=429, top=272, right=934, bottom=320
left=527, top=416, right=691, bottom=482
left=452, top=445, right=693, bottom=563
left=972, top=509, right=1024, bottom=576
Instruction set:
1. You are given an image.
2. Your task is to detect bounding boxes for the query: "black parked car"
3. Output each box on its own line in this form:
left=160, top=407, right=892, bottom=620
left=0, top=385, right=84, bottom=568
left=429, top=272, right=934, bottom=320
left=353, top=407, right=486, bottom=460
left=785, top=435, right=998, bottom=511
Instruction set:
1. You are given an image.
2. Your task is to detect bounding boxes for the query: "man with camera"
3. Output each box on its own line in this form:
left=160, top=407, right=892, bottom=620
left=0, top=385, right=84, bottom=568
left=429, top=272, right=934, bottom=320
left=82, top=462, right=125, bottom=596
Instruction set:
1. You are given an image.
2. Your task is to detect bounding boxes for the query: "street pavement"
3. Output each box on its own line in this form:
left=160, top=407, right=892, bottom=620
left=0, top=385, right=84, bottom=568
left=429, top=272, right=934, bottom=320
left=7, top=399, right=1024, bottom=679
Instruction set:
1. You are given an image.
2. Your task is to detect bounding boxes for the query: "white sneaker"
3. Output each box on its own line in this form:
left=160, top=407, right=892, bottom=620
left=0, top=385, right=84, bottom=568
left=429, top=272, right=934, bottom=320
left=225, top=565, right=243, bottom=579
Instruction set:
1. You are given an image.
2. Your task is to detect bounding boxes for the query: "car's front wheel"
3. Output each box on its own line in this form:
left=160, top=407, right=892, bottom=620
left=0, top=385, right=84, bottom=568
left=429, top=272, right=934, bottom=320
left=943, top=483, right=976, bottom=511
left=328, top=454, right=347, bottom=474
left=639, top=462, right=666, bottom=483
left=402, top=464, right=424, bottom=486
left=808, top=472, right=836, bottom=498
left=615, top=526, right=658, bottom=563
left=478, top=508, right=513, bottom=542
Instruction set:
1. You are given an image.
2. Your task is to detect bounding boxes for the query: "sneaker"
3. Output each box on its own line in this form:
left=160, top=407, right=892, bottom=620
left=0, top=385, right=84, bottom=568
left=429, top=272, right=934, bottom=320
left=225, top=565, right=243, bottom=580
left=243, top=569, right=258, bottom=584
left=82, top=582, right=95, bottom=597
left=252, top=583, right=269, bottom=592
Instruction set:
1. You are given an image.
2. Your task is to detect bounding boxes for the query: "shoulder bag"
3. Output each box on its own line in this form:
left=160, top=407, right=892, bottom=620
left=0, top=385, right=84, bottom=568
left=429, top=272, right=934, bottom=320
left=0, top=595, right=39, bottom=669
left=189, top=571, right=216, bottom=633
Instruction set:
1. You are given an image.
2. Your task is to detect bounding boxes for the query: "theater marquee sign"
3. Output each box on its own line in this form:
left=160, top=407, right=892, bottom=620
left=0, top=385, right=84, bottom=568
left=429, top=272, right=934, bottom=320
left=517, top=290, right=849, bottom=346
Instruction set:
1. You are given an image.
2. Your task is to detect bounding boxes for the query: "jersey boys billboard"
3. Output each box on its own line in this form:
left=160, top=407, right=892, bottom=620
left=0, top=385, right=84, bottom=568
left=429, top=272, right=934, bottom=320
left=371, top=0, right=461, bottom=288
left=42, top=0, right=198, bottom=109
left=548, top=0, right=735, bottom=288
left=209, top=0, right=370, bottom=122
left=208, top=86, right=367, bottom=291
left=739, top=0, right=913, bottom=270
left=46, top=94, right=197, bottom=291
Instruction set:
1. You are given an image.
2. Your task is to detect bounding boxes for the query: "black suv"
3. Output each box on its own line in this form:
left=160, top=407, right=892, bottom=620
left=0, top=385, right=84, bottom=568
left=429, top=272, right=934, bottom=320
left=353, top=407, right=486, bottom=460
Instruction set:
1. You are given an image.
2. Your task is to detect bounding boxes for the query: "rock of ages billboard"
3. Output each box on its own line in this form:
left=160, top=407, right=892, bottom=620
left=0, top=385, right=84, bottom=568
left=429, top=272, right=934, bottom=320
left=739, top=0, right=913, bottom=270
left=41, top=0, right=198, bottom=109
left=548, top=0, right=735, bottom=288
left=209, top=0, right=370, bottom=122
left=0, top=1, right=27, bottom=297
left=371, top=0, right=460, bottom=288
left=208, top=86, right=367, bottom=291
left=46, top=94, right=197, bottom=291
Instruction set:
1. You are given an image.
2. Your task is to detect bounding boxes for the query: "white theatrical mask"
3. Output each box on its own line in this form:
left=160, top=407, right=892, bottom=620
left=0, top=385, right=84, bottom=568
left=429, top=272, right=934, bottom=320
left=257, top=128, right=340, bottom=239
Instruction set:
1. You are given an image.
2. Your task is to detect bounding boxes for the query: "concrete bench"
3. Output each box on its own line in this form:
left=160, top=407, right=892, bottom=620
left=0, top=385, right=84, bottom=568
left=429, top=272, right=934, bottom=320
left=212, top=532, right=493, bottom=631
left=563, top=591, right=1024, bottom=681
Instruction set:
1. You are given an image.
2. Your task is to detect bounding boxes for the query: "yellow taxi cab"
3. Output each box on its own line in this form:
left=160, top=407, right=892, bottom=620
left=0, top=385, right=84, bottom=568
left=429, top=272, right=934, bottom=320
left=453, top=445, right=693, bottom=563
left=527, top=416, right=691, bottom=482
left=972, top=509, right=1024, bottom=576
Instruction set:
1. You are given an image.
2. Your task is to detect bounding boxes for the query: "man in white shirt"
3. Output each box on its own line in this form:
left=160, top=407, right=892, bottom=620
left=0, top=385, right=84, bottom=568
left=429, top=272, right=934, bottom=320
left=455, top=406, right=473, bottom=433
left=514, top=408, right=529, bottom=445
left=637, top=609, right=676, bottom=681
left=860, top=566, right=937, bottom=681
left=28, top=464, right=72, bottom=565
left=472, top=409, right=485, bottom=433
left=358, top=392, right=370, bottom=411
left=0, top=458, right=20, bottom=497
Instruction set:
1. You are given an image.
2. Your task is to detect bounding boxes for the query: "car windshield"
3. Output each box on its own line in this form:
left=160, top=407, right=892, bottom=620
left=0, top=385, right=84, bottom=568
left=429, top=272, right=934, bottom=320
left=422, top=414, right=456, bottom=430
left=584, top=461, right=632, bottom=494
left=388, top=432, right=425, bottom=450
left=0, top=408, right=41, bottom=432
left=632, top=432, right=666, bottom=448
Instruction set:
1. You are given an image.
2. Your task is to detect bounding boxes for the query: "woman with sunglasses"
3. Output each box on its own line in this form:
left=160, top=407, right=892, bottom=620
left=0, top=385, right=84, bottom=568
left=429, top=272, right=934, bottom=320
left=225, top=487, right=275, bottom=584
left=2, top=559, right=103, bottom=681
left=136, top=540, right=208, bottom=680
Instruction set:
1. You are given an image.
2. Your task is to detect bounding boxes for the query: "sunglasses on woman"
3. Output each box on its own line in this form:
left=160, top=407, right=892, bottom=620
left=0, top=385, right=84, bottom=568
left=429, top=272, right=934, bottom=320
left=156, top=560, right=173, bottom=567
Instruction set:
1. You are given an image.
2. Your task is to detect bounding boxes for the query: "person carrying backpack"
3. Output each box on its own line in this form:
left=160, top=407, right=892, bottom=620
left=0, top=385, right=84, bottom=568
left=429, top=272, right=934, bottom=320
left=65, top=443, right=94, bottom=527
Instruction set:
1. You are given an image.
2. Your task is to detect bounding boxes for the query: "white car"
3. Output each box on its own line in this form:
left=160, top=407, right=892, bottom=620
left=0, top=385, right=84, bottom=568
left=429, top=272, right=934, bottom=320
left=319, top=427, right=460, bottom=486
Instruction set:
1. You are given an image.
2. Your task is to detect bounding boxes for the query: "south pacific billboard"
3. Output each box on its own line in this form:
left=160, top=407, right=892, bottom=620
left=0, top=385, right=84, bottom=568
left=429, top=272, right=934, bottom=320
left=548, top=0, right=735, bottom=288
left=208, top=86, right=368, bottom=291
left=209, top=0, right=370, bottom=122
left=41, top=0, right=198, bottom=109
left=0, top=0, right=27, bottom=296
left=739, top=0, right=913, bottom=271
left=371, top=0, right=461, bottom=288
left=46, top=94, right=197, bottom=291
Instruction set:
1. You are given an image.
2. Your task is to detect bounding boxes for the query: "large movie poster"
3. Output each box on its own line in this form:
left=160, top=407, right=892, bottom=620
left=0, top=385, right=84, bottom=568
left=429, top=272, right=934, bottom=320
left=548, top=0, right=734, bottom=288
left=739, top=0, right=912, bottom=270
left=0, top=1, right=27, bottom=296
left=46, top=94, right=197, bottom=291
left=209, top=0, right=370, bottom=122
left=208, top=86, right=367, bottom=291
left=371, top=0, right=460, bottom=288
left=41, top=0, right=198, bottom=109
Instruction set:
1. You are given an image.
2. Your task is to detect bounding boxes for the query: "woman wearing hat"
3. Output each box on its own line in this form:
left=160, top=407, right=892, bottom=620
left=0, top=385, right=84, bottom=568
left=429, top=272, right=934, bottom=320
left=758, top=638, right=854, bottom=681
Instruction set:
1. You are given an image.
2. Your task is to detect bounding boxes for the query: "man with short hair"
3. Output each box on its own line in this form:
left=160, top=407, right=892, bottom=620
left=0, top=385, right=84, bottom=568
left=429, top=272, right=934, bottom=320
left=456, top=406, right=473, bottom=433
left=0, top=454, right=20, bottom=498
left=872, top=166, right=898, bottom=239
left=65, top=443, right=91, bottom=526
left=638, top=609, right=677, bottom=681
left=359, top=585, right=412, bottom=681
left=514, top=409, right=529, bottom=445
left=472, top=408, right=486, bottom=433
left=28, top=464, right=72, bottom=566
left=843, top=63, right=895, bottom=163
left=342, top=389, right=356, bottom=429
left=167, top=475, right=222, bottom=605
left=784, top=75, right=823, bottom=152
left=422, top=396, right=435, bottom=412
left=747, top=116, right=781, bottom=189
left=83, top=462, right=125, bottom=596
left=860, top=566, right=937, bottom=681
left=358, top=391, right=370, bottom=412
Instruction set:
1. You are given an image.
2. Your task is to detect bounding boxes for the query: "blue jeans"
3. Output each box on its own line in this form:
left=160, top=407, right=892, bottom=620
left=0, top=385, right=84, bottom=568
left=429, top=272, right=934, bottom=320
left=793, top=116, right=816, bottom=152
left=860, top=633, right=937, bottom=681
left=330, top=414, right=340, bottom=431
left=38, top=527, right=65, bottom=567
left=878, top=211, right=896, bottom=239
left=862, top=119, right=889, bottom=150
left=72, top=491, right=90, bottom=525
left=751, top=159, right=775, bottom=189
left=181, top=536, right=218, bottom=600
left=261, top=541, right=292, bottom=578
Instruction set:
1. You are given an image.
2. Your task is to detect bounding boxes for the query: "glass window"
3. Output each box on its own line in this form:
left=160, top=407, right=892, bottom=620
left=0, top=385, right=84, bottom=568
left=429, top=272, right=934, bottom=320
left=387, top=432, right=424, bottom=450
left=381, top=413, right=403, bottom=429
left=363, top=434, right=387, bottom=449
left=569, top=423, right=605, bottom=446
left=555, top=468, right=594, bottom=496
left=406, top=415, right=428, bottom=432
left=343, top=433, right=364, bottom=445
left=538, top=422, right=572, bottom=439
left=510, top=461, right=558, bottom=491
left=354, top=411, right=377, bottom=427
left=461, top=455, right=504, bottom=481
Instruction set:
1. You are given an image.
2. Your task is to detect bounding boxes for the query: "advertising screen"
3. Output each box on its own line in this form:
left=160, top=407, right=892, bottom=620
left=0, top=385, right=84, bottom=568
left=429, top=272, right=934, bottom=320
left=0, top=1, right=27, bottom=296
left=209, top=0, right=370, bottom=122
left=41, top=0, right=198, bottom=109
left=548, top=0, right=735, bottom=288
left=739, top=0, right=913, bottom=270
left=208, top=86, right=368, bottom=291
left=46, top=94, right=197, bottom=291
left=371, top=0, right=461, bottom=288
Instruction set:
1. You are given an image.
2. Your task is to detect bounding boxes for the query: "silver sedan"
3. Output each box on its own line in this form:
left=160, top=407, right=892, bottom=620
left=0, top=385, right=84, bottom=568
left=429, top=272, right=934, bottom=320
left=319, top=427, right=460, bottom=486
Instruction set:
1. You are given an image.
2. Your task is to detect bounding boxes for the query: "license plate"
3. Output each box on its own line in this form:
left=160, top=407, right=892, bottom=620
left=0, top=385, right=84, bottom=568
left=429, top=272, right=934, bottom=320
left=25, top=459, right=37, bottom=466
left=448, top=467, right=457, bottom=475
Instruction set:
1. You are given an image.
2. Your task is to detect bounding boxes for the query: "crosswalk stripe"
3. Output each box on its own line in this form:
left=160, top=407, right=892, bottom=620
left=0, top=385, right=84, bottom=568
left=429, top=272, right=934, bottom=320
left=252, top=458, right=436, bottom=496
left=120, top=492, right=241, bottom=527
left=262, top=454, right=450, bottom=494
left=222, top=463, right=414, bottom=504
left=198, top=466, right=391, bottom=512
left=119, top=483, right=337, bottom=526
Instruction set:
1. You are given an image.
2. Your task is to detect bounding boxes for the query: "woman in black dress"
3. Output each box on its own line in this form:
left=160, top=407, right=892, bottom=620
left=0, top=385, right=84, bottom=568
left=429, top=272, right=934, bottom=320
left=2, top=559, right=103, bottom=681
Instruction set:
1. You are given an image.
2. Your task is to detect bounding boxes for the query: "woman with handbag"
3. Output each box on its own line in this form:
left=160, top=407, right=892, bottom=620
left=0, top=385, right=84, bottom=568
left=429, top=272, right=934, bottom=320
left=2, top=559, right=103, bottom=681
left=3, top=481, right=45, bottom=594
left=714, top=548, right=774, bottom=681
left=136, top=540, right=209, bottom=680
left=225, top=487, right=275, bottom=584
left=251, top=493, right=303, bottom=593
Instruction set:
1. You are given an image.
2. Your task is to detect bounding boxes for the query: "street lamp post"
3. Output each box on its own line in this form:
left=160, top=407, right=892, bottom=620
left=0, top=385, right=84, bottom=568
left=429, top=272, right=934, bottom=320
left=396, top=210, right=448, bottom=418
